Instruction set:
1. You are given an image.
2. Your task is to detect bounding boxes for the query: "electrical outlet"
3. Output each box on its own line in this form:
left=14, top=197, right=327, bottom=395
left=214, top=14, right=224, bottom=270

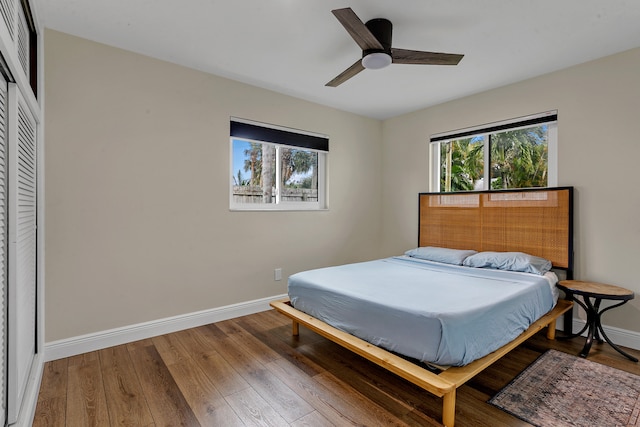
left=274, top=268, right=282, bottom=281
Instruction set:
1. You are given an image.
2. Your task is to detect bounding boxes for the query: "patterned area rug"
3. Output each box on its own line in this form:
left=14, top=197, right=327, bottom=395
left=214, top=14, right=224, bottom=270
left=489, top=349, right=640, bottom=427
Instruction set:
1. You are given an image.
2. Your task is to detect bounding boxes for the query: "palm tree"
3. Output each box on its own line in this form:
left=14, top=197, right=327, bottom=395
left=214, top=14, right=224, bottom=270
left=241, top=142, right=318, bottom=201
left=440, top=138, right=483, bottom=191
left=439, top=125, right=547, bottom=192
left=243, top=143, right=262, bottom=186
left=280, top=149, right=316, bottom=185
left=261, top=145, right=275, bottom=203
left=490, top=127, right=547, bottom=189
left=234, top=169, right=248, bottom=186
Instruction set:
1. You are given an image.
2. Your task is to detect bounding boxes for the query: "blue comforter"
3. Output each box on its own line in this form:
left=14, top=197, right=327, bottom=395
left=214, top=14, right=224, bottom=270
left=288, top=256, right=556, bottom=366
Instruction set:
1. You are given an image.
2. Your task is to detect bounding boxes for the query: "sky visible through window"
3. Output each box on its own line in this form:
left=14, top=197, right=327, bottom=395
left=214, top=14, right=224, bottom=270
left=232, top=138, right=316, bottom=186
left=232, top=139, right=251, bottom=183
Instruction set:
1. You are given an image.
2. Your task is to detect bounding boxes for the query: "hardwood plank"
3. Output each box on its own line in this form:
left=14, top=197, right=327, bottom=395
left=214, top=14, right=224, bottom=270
left=290, top=410, right=335, bottom=427
left=154, top=327, right=245, bottom=425
left=152, top=333, right=192, bottom=366
left=32, top=398, right=68, bottom=427
left=247, top=310, right=326, bottom=349
left=36, top=358, right=69, bottom=400
left=124, top=338, right=153, bottom=351
left=295, top=338, right=445, bottom=425
left=174, top=326, right=218, bottom=359
left=313, top=371, right=413, bottom=427
left=303, top=340, right=444, bottom=422
left=238, top=310, right=289, bottom=331
left=235, top=314, right=328, bottom=378
left=193, top=349, right=251, bottom=397
left=174, top=328, right=251, bottom=396
left=98, top=345, right=154, bottom=426
left=214, top=318, right=245, bottom=336
left=66, top=352, right=110, bottom=427
left=267, top=356, right=435, bottom=427
left=215, top=336, right=315, bottom=423
left=217, top=318, right=282, bottom=365
left=265, top=357, right=359, bottom=425
left=126, top=338, right=154, bottom=351
left=246, top=367, right=315, bottom=423
left=466, top=346, right=540, bottom=396
left=165, top=359, right=245, bottom=426
left=284, top=324, right=442, bottom=419
left=68, top=351, right=99, bottom=366
left=401, top=409, right=445, bottom=427
left=128, top=345, right=200, bottom=426
left=453, top=386, right=527, bottom=427
left=33, top=359, right=68, bottom=427
left=32, top=310, right=640, bottom=427
left=225, top=387, right=290, bottom=427
left=202, top=322, right=233, bottom=340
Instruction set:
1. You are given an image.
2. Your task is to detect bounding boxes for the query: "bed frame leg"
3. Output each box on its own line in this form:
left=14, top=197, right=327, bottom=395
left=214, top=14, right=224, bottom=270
left=546, top=320, right=556, bottom=340
left=442, top=391, right=456, bottom=427
left=292, top=320, right=299, bottom=336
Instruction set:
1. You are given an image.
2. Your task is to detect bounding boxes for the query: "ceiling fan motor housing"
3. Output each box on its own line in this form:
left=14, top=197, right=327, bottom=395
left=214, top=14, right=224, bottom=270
left=363, top=18, right=392, bottom=57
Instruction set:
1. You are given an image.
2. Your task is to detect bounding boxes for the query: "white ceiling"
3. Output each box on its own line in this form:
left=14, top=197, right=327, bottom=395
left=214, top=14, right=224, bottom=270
left=33, top=0, right=640, bottom=120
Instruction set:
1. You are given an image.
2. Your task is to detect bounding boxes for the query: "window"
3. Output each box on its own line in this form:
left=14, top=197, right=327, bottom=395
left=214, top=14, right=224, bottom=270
left=230, top=118, right=328, bottom=210
left=430, top=111, right=557, bottom=192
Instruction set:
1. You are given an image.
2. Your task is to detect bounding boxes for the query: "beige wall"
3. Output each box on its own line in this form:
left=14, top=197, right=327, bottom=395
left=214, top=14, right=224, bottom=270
left=45, top=28, right=640, bottom=342
left=381, top=47, right=640, bottom=332
left=44, top=30, right=383, bottom=342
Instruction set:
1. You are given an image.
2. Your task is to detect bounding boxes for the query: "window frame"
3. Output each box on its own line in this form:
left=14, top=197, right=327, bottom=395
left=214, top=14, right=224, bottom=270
left=429, top=111, right=558, bottom=192
left=229, top=118, right=328, bottom=211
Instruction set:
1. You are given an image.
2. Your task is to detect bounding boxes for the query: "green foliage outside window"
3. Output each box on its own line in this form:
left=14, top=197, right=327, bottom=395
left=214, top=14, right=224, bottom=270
left=440, top=126, right=548, bottom=192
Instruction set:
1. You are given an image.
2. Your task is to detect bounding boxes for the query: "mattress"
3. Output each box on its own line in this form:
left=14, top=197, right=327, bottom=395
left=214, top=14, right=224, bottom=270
left=288, top=256, right=557, bottom=366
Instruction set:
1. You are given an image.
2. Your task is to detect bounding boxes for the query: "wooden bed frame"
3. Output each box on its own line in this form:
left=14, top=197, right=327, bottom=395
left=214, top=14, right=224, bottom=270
left=270, top=187, right=574, bottom=427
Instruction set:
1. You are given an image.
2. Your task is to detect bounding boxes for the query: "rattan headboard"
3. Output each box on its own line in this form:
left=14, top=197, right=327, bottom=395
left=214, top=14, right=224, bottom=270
left=418, top=187, right=573, bottom=274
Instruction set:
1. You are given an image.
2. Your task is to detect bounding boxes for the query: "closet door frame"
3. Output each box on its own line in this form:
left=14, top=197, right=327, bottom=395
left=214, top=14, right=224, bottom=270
left=0, top=0, right=42, bottom=424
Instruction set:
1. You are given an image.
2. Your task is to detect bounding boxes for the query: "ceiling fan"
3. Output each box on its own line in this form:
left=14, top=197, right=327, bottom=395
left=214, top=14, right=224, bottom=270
left=326, top=7, right=464, bottom=87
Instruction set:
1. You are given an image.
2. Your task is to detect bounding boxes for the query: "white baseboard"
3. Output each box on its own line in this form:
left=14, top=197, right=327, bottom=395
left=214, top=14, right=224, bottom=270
left=44, top=294, right=287, bottom=362
left=565, top=318, right=640, bottom=351
left=44, top=294, right=640, bottom=363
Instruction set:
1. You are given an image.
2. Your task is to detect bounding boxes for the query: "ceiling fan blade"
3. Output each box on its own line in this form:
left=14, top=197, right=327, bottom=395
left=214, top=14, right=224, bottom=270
left=325, top=59, right=365, bottom=87
left=391, top=48, right=464, bottom=65
left=332, top=8, right=383, bottom=51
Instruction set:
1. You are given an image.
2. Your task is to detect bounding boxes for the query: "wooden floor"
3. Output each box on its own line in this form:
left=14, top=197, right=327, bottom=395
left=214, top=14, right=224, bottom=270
left=34, top=309, right=640, bottom=427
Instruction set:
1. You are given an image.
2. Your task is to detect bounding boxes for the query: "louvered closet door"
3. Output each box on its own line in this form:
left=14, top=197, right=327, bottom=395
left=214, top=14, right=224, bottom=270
left=7, top=83, right=36, bottom=424
left=16, top=5, right=29, bottom=82
left=0, top=72, right=8, bottom=427
left=0, top=0, right=15, bottom=43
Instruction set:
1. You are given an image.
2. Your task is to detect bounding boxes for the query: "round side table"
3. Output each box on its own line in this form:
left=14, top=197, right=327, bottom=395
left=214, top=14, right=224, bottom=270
left=557, top=280, right=637, bottom=362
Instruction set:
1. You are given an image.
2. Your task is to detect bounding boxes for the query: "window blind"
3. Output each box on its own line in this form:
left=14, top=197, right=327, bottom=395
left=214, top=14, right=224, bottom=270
left=231, top=119, right=329, bottom=152
left=430, top=111, right=558, bottom=142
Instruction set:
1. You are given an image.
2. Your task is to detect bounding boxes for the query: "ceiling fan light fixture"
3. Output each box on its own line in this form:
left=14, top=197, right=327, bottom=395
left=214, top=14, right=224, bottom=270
left=361, top=52, right=392, bottom=70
